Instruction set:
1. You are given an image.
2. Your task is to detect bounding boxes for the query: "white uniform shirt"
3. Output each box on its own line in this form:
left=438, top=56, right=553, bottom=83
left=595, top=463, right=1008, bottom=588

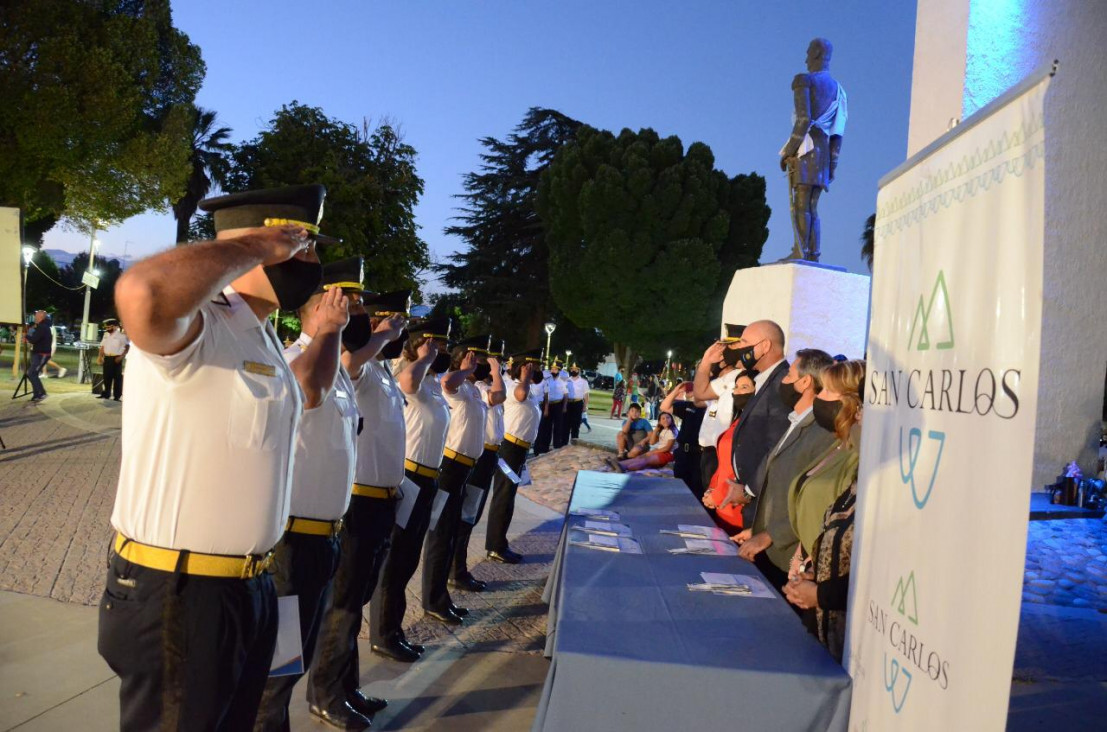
left=101, top=330, right=129, bottom=356
left=568, top=376, right=588, bottom=400
left=477, top=380, right=505, bottom=446
left=397, top=363, right=451, bottom=468
left=283, top=334, right=359, bottom=520
left=529, top=379, right=548, bottom=404
left=111, top=287, right=301, bottom=555
left=698, top=369, right=740, bottom=449
left=443, top=378, right=487, bottom=460
left=504, top=375, right=542, bottom=443
left=353, top=358, right=407, bottom=488
left=546, top=372, right=567, bottom=401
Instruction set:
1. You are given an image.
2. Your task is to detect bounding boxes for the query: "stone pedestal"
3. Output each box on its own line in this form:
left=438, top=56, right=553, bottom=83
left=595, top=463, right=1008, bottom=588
left=720, top=261, right=871, bottom=359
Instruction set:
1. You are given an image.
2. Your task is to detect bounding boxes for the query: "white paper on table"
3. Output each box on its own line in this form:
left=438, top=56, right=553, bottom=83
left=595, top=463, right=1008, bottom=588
left=569, top=508, right=621, bottom=521
left=678, top=524, right=731, bottom=542
left=427, top=488, right=450, bottom=531
left=699, top=571, right=775, bottom=598
left=460, top=484, right=485, bottom=525
left=578, top=520, right=632, bottom=537
left=269, top=595, right=304, bottom=676
left=497, top=457, right=521, bottom=484
left=394, top=476, right=420, bottom=529
left=683, top=538, right=739, bottom=556
left=569, top=533, right=643, bottom=554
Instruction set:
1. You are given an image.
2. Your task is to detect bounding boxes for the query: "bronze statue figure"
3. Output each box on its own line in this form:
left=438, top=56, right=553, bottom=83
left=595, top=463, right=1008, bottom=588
left=780, top=38, right=847, bottom=262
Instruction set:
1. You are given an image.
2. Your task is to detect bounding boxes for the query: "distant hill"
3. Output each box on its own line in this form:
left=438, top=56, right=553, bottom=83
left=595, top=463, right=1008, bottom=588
left=42, top=249, right=134, bottom=269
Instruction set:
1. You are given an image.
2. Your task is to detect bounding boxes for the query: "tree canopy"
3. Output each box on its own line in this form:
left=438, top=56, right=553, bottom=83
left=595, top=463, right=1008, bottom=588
left=225, top=103, right=428, bottom=294
left=538, top=126, right=768, bottom=367
left=0, top=0, right=204, bottom=228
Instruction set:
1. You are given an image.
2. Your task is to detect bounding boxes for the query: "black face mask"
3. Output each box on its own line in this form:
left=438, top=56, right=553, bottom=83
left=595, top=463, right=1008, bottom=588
left=380, top=328, right=407, bottom=360
left=342, top=313, right=372, bottom=351
left=732, top=392, right=753, bottom=416
left=813, top=398, right=843, bottom=433
left=734, top=341, right=761, bottom=370
left=473, top=363, right=491, bottom=381
left=779, top=379, right=802, bottom=411
left=531, top=370, right=544, bottom=384
left=430, top=352, right=451, bottom=374
left=570, top=370, right=580, bottom=377
left=551, top=370, right=561, bottom=378
left=722, top=347, right=742, bottom=368
left=264, top=258, right=323, bottom=311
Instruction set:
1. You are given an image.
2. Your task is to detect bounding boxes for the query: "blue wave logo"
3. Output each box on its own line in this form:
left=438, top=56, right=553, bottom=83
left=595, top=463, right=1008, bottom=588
left=899, top=427, right=946, bottom=509
left=884, top=653, right=913, bottom=713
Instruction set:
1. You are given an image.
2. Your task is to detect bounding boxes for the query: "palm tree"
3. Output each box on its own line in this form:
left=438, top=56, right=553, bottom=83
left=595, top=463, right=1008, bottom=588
left=860, top=213, right=875, bottom=272
left=172, top=106, right=233, bottom=243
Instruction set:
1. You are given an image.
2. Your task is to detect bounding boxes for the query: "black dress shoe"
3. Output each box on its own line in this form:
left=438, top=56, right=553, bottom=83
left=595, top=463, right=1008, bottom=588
left=370, top=637, right=420, bottom=663
left=400, top=637, right=425, bottom=654
left=449, top=573, right=487, bottom=592
left=424, top=607, right=463, bottom=625
left=347, top=689, right=388, bottom=716
left=487, top=548, right=522, bottom=564
left=308, top=701, right=372, bottom=730
left=448, top=603, right=470, bottom=617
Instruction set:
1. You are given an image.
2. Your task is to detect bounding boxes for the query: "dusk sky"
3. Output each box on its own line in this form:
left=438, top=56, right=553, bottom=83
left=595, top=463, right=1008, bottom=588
left=45, top=0, right=918, bottom=290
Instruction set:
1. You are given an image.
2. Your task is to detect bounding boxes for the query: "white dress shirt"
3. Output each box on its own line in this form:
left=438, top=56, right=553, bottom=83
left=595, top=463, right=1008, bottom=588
left=568, top=376, right=588, bottom=400
left=505, top=375, right=542, bottom=443
left=754, top=359, right=785, bottom=393
left=546, top=372, right=567, bottom=401
left=283, top=334, right=359, bottom=520
left=478, top=380, right=505, bottom=446
left=352, top=358, right=407, bottom=488
left=443, top=378, right=488, bottom=460
left=398, top=363, right=451, bottom=468
left=698, top=369, right=740, bottom=448
left=111, top=286, right=302, bottom=555
left=101, top=330, right=129, bottom=356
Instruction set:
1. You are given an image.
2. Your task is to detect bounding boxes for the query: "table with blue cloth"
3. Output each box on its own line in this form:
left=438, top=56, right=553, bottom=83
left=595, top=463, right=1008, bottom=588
left=533, top=471, right=851, bottom=731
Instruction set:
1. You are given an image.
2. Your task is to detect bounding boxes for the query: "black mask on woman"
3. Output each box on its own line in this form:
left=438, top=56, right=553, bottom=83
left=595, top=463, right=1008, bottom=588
left=531, top=370, right=544, bottom=384
left=813, top=398, right=843, bottom=433
left=430, top=352, right=451, bottom=374
left=778, top=379, right=802, bottom=411
left=264, top=258, right=323, bottom=311
left=473, top=363, right=492, bottom=381
left=341, top=313, right=372, bottom=351
left=380, top=329, right=407, bottom=360
left=732, top=392, right=752, bottom=416
left=722, top=346, right=743, bottom=368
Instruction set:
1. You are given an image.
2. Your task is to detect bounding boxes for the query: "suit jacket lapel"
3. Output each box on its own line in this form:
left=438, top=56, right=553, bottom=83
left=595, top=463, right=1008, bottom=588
left=733, top=360, right=789, bottom=440
left=775, top=412, right=815, bottom=456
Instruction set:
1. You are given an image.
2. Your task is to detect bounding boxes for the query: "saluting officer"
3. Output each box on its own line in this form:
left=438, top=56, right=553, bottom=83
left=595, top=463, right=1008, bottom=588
left=99, top=185, right=330, bottom=730
left=308, top=290, right=409, bottom=716
left=450, top=339, right=507, bottom=591
left=422, top=334, right=491, bottom=623
left=254, top=257, right=358, bottom=731
left=485, top=349, right=544, bottom=563
left=565, top=363, right=589, bottom=442
left=369, top=317, right=453, bottom=660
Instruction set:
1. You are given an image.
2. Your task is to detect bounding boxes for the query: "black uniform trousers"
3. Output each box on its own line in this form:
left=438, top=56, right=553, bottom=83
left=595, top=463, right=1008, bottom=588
left=550, top=400, right=568, bottom=448
left=98, top=550, right=278, bottom=732
left=534, top=406, right=553, bottom=455
left=255, top=530, right=340, bottom=732
left=451, top=447, right=499, bottom=578
left=308, top=494, right=396, bottom=710
left=101, top=355, right=123, bottom=398
left=370, top=470, right=438, bottom=643
left=485, top=440, right=528, bottom=553
left=699, top=446, right=719, bottom=496
left=422, top=454, right=474, bottom=612
left=565, top=400, right=584, bottom=441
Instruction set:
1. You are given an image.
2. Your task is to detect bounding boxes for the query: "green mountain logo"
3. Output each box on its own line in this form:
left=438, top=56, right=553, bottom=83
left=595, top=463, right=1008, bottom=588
left=907, top=270, right=954, bottom=351
left=891, top=571, right=919, bottom=625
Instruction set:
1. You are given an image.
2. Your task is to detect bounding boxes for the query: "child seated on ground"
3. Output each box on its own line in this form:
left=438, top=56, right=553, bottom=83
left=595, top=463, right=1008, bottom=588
left=607, top=412, right=678, bottom=472
left=615, top=403, right=652, bottom=459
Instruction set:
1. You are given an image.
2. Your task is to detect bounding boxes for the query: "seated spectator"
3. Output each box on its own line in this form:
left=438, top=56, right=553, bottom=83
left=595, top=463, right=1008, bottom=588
left=782, top=359, right=865, bottom=662
left=607, top=412, right=678, bottom=472
left=701, top=370, right=757, bottom=532
left=615, top=403, right=651, bottom=459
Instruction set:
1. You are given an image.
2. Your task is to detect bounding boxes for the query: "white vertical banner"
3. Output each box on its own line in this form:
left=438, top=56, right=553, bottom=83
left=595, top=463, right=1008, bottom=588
left=847, top=72, right=1049, bottom=730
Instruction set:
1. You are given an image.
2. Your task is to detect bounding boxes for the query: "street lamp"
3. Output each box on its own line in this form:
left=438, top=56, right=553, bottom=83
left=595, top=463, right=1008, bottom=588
left=14, top=244, right=38, bottom=378
left=544, top=321, right=556, bottom=366
left=77, top=232, right=101, bottom=383
left=666, top=350, right=673, bottom=381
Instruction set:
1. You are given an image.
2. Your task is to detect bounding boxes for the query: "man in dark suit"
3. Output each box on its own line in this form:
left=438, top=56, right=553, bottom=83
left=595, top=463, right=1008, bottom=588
left=733, top=349, right=836, bottom=591
left=717, top=320, right=792, bottom=514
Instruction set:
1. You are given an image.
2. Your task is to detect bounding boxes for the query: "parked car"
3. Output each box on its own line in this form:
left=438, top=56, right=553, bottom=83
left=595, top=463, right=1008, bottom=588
left=591, top=375, right=614, bottom=390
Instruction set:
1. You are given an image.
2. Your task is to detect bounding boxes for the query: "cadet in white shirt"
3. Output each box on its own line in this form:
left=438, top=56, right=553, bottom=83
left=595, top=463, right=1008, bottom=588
left=100, top=185, right=331, bottom=731
left=309, top=290, right=414, bottom=701
left=534, top=358, right=567, bottom=454
left=254, top=258, right=364, bottom=731
left=97, top=318, right=129, bottom=400
left=485, top=349, right=544, bottom=563
left=693, top=323, right=747, bottom=497
left=421, top=334, right=490, bottom=623
left=562, top=363, right=589, bottom=443
left=450, top=338, right=506, bottom=591
left=371, top=317, right=453, bottom=658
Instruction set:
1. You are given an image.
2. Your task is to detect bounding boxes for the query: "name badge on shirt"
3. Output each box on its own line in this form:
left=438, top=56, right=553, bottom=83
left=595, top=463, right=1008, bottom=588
left=243, top=360, right=277, bottom=377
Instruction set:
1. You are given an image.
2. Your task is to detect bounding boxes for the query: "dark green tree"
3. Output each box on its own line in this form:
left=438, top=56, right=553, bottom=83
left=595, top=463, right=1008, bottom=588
left=0, top=0, right=204, bottom=229
left=226, top=103, right=428, bottom=292
left=173, top=106, right=233, bottom=243
left=861, top=212, right=876, bottom=271
left=438, top=108, right=584, bottom=350
left=23, top=250, right=66, bottom=316
left=539, top=126, right=767, bottom=373
left=59, top=253, right=125, bottom=324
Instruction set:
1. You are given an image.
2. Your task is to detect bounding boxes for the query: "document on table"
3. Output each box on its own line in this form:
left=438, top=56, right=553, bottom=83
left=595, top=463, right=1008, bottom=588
left=569, top=508, right=621, bottom=521
left=687, top=571, right=775, bottom=599
left=660, top=524, right=731, bottom=542
left=569, top=532, right=643, bottom=554
left=573, top=520, right=633, bottom=537
left=669, top=538, right=739, bottom=556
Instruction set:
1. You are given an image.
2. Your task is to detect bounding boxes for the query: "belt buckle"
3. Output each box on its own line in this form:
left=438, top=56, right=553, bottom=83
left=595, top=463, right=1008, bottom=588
left=242, top=551, right=273, bottom=579
left=332, top=518, right=344, bottom=537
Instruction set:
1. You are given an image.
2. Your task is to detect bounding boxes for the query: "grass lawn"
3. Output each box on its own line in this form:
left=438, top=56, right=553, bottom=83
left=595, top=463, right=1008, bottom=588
left=588, top=389, right=613, bottom=416
left=0, top=345, right=103, bottom=395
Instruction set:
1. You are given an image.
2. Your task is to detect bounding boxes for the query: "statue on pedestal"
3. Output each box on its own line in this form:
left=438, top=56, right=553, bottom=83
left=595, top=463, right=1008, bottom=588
left=780, top=38, right=848, bottom=263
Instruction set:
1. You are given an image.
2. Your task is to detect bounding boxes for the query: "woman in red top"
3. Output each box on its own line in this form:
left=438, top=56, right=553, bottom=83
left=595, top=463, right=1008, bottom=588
left=701, top=370, right=756, bottom=533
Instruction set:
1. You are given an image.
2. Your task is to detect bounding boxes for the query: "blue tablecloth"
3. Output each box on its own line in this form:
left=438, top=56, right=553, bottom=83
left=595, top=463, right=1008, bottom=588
left=533, top=471, right=851, bottom=731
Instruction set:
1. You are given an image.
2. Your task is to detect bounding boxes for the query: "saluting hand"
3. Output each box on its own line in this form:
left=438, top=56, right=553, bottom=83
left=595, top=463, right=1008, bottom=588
left=373, top=313, right=405, bottom=340
left=702, top=341, right=726, bottom=365
left=316, top=286, right=349, bottom=332
left=460, top=351, right=478, bottom=372
left=487, top=356, right=501, bottom=372
left=243, top=224, right=313, bottom=266
left=416, top=340, right=438, bottom=361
